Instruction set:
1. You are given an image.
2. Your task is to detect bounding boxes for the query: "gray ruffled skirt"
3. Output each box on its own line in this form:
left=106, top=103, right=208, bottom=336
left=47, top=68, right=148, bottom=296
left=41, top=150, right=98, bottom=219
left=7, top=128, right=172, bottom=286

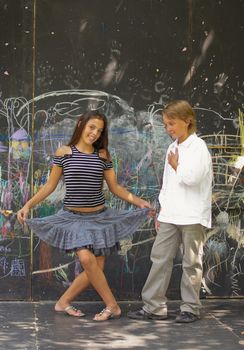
left=26, top=207, right=150, bottom=256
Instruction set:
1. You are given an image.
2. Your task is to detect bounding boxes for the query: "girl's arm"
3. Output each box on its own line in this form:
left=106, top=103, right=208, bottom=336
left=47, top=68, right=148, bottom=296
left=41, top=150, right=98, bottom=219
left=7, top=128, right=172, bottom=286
left=104, top=168, right=152, bottom=209
left=17, top=146, right=67, bottom=224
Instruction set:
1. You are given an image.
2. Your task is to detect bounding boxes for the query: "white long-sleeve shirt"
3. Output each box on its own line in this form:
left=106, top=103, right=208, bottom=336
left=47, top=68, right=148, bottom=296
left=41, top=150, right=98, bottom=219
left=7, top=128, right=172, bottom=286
left=157, top=133, right=212, bottom=228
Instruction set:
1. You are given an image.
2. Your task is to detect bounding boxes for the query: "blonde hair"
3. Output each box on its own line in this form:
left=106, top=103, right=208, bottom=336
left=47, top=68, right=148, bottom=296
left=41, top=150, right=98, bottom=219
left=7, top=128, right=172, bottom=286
left=163, top=100, right=197, bottom=134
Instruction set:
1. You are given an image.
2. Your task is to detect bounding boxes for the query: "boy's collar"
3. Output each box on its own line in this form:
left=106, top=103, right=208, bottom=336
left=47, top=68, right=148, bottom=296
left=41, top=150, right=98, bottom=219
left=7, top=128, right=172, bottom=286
left=176, top=133, right=197, bottom=147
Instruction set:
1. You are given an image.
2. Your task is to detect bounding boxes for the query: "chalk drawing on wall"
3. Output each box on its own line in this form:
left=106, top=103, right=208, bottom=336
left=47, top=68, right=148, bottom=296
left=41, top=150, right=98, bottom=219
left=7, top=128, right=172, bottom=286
left=0, top=90, right=243, bottom=296
left=0, top=97, right=32, bottom=282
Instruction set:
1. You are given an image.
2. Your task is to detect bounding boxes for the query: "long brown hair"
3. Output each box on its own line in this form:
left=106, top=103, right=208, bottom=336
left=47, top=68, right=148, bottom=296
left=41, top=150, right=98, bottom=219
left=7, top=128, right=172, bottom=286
left=67, top=110, right=110, bottom=159
left=163, top=100, right=197, bottom=134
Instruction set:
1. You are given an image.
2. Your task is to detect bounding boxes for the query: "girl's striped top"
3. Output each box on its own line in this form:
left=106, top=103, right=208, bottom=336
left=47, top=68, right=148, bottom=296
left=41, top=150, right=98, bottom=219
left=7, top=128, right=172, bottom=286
left=53, top=145, right=113, bottom=208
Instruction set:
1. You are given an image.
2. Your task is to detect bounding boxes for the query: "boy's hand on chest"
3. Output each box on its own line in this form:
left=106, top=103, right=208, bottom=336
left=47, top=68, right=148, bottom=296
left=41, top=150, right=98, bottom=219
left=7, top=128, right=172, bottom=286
left=168, top=147, right=179, bottom=171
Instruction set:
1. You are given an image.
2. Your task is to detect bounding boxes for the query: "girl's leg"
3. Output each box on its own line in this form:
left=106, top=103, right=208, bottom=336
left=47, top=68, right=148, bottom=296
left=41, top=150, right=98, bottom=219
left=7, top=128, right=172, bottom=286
left=55, top=255, right=105, bottom=316
left=77, top=249, right=121, bottom=321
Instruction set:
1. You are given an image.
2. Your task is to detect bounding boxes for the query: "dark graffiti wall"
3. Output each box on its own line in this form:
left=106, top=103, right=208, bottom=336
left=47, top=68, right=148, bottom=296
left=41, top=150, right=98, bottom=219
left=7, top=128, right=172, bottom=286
left=0, top=0, right=243, bottom=301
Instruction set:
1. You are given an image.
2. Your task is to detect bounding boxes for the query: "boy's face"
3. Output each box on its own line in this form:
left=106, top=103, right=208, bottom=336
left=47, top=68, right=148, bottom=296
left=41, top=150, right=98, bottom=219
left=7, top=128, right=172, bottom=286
left=163, top=114, right=190, bottom=144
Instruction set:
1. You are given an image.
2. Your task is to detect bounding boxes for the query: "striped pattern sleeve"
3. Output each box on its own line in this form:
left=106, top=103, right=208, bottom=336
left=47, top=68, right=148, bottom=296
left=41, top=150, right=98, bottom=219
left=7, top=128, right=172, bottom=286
left=104, top=160, right=113, bottom=170
left=53, top=156, right=63, bottom=167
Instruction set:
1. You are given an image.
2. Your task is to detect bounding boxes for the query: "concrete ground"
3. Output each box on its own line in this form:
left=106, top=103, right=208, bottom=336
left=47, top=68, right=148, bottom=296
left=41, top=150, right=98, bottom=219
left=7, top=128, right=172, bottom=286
left=0, top=299, right=243, bottom=350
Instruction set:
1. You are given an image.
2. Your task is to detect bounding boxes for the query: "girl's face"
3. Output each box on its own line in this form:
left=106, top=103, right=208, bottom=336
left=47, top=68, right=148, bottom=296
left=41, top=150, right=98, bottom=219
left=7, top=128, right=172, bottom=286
left=80, top=118, right=104, bottom=145
left=163, top=114, right=190, bottom=144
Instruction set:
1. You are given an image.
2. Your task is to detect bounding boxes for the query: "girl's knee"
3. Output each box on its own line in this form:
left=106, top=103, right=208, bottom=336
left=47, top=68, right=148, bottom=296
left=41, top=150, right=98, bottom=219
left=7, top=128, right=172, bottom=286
left=77, top=250, right=96, bottom=269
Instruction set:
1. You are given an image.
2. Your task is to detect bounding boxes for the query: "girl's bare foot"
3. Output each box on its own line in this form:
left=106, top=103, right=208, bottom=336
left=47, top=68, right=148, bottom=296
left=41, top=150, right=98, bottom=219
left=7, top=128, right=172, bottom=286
left=93, top=306, right=121, bottom=321
left=55, top=302, right=85, bottom=317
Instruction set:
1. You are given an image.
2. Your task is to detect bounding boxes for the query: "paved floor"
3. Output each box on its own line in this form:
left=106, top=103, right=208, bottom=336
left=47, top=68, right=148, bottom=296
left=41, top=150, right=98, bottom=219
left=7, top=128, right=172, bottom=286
left=0, top=299, right=243, bottom=350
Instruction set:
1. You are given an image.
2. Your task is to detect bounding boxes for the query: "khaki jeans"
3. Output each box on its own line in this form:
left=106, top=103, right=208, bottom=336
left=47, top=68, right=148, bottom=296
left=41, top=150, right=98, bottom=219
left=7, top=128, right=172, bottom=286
left=142, top=222, right=205, bottom=316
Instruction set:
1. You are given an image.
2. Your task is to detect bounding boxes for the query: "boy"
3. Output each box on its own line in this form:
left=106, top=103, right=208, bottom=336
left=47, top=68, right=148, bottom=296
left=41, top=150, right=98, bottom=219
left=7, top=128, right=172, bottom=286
left=128, top=100, right=212, bottom=323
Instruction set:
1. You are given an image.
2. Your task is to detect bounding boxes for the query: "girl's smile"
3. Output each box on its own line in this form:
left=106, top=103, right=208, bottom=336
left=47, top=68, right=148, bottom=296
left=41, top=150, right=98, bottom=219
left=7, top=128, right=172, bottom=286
left=81, top=118, right=104, bottom=145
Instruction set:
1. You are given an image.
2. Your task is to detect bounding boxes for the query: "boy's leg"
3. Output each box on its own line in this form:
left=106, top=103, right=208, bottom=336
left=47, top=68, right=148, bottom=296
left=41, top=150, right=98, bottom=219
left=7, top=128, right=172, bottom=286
left=141, top=222, right=181, bottom=315
left=180, top=224, right=206, bottom=316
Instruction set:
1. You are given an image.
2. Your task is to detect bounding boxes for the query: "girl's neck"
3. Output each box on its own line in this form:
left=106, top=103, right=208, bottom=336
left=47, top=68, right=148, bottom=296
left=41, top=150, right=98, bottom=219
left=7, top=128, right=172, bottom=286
left=75, top=142, right=94, bottom=154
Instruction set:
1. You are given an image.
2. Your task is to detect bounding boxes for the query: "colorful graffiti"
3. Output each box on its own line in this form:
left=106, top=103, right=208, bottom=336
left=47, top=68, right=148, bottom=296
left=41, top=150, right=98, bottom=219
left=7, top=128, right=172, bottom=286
left=0, top=90, right=243, bottom=299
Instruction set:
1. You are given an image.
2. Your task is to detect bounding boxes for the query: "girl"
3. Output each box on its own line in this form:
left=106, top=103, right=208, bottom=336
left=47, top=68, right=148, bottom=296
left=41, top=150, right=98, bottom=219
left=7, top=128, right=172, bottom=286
left=17, top=110, right=153, bottom=321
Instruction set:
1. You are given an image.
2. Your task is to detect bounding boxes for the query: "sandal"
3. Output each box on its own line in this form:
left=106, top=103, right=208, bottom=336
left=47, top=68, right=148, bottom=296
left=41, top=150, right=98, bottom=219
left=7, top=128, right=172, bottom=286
left=93, top=308, right=121, bottom=322
left=55, top=305, right=85, bottom=317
